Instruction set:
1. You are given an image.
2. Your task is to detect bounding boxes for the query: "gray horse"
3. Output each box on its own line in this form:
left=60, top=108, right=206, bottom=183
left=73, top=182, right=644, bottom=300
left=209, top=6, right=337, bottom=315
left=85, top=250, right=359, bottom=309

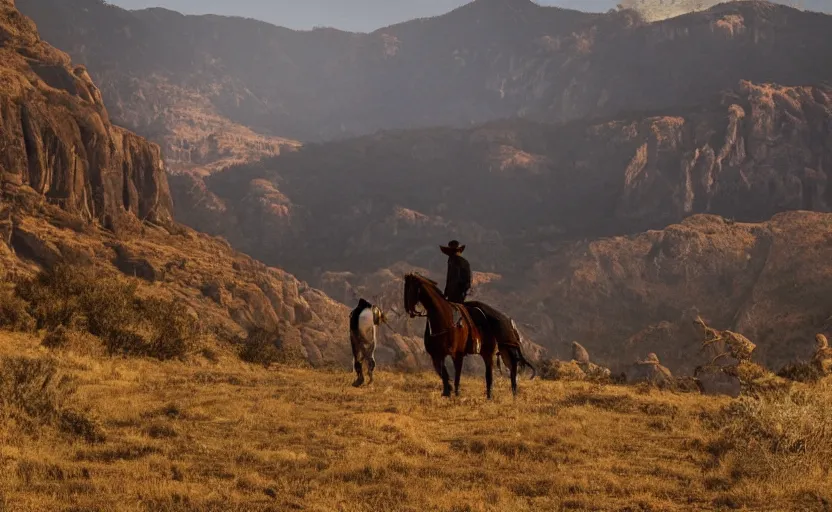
left=349, top=298, right=384, bottom=387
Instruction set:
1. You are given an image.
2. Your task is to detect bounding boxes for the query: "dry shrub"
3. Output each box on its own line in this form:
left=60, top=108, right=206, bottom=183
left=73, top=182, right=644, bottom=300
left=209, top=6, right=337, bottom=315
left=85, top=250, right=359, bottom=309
left=18, top=264, right=197, bottom=360
left=777, top=362, right=823, bottom=383
left=539, top=359, right=585, bottom=381
left=736, top=361, right=790, bottom=395
left=41, top=326, right=105, bottom=357
left=17, top=263, right=138, bottom=334
left=239, top=327, right=307, bottom=368
left=125, top=297, right=198, bottom=360
left=0, top=282, right=35, bottom=331
left=712, top=388, right=832, bottom=481
left=0, top=355, right=102, bottom=442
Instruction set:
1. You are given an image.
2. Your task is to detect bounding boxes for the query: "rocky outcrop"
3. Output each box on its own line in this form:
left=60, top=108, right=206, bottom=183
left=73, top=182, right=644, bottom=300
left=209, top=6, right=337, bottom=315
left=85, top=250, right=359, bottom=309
left=1, top=184, right=355, bottom=368
left=0, top=1, right=172, bottom=226
left=625, top=353, right=675, bottom=387
left=515, top=211, right=832, bottom=373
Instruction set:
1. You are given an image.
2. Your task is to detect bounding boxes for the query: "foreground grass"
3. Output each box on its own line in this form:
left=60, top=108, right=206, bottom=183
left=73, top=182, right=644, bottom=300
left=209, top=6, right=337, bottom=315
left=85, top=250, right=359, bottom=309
left=1, top=333, right=830, bottom=512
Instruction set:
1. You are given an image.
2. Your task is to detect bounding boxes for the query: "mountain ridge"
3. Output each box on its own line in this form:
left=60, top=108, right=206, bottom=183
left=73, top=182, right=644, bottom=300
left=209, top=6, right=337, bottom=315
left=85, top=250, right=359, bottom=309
left=18, top=0, right=832, bottom=168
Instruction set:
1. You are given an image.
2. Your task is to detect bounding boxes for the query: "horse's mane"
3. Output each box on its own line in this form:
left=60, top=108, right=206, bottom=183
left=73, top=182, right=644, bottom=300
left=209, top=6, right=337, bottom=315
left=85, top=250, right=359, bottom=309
left=406, top=273, right=442, bottom=295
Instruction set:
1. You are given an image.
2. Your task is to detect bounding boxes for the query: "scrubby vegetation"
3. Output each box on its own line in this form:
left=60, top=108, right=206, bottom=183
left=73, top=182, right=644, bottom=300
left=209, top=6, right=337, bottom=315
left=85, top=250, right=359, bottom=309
left=1, top=264, right=198, bottom=361
left=712, top=387, right=832, bottom=482
left=0, top=355, right=102, bottom=442
left=238, top=326, right=308, bottom=368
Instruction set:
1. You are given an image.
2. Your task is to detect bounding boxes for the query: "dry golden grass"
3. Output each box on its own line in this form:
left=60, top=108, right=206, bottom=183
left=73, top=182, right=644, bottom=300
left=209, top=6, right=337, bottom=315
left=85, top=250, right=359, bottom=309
left=1, top=331, right=831, bottom=512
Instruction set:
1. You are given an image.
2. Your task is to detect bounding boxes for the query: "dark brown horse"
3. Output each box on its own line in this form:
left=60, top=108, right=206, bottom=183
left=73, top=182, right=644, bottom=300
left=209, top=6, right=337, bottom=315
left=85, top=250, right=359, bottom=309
left=403, top=273, right=496, bottom=398
left=466, top=301, right=536, bottom=397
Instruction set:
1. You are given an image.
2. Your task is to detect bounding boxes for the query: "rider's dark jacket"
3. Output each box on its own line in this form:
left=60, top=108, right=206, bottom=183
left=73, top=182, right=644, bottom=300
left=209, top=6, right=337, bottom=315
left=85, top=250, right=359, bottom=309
left=444, top=254, right=472, bottom=303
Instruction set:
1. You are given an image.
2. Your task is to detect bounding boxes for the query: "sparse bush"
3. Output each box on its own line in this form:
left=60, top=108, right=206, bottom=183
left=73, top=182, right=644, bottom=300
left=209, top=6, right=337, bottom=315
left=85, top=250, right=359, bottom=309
left=0, top=355, right=102, bottom=441
left=17, top=263, right=137, bottom=333
left=538, top=359, right=585, bottom=381
left=17, top=264, right=197, bottom=360
left=736, top=361, right=790, bottom=395
left=239, top=327, right=307, bottom=368
left=777, top=361, right=823, bottom=383
left=137, top=298, right=198, bottom=360
left=712, top=388, right=832, bottom=481
left=0, top=282, right=35, bottom=331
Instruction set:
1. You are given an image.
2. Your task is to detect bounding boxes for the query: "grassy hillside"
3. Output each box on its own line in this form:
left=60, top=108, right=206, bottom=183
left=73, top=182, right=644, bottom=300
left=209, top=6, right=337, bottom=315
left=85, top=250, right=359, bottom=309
left=1, top=331, right=830, bottom=511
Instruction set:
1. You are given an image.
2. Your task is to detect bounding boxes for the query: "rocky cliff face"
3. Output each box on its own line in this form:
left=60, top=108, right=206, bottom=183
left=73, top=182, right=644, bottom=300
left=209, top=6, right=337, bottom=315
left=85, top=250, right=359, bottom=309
left=15, top=0, right=832, bottom=154
left=512, top=211, right=832, bottom=373
left=0, top=0, right=172, bottom=226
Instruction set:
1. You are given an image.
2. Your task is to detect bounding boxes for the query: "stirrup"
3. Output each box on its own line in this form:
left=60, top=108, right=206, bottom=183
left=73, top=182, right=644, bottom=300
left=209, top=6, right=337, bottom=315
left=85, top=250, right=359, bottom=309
left=452, top=308, right=463, bottom=327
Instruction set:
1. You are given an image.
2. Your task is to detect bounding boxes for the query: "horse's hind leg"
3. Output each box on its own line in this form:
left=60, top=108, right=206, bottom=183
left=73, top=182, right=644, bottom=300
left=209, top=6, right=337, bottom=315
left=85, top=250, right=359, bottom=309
left=452, top=354, right=464, bottom=396
left=484, top=355, right=494, bottom=400
left=509, top=349, right=519, bottom=398
left=352, top=359, right=365, bottom=388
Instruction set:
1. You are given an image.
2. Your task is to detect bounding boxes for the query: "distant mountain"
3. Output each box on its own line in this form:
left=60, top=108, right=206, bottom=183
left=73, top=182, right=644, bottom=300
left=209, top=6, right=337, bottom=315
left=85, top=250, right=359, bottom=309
left=17, top=0, right=832, bottom=171
left=106, top=0, right=832, bottom=32
left=104, top=1, right=622, bottom=32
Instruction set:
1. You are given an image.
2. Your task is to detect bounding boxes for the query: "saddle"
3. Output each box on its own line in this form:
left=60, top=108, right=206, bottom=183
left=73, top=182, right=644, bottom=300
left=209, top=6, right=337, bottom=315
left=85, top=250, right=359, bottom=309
left=451, top=303, right=481, bottom=354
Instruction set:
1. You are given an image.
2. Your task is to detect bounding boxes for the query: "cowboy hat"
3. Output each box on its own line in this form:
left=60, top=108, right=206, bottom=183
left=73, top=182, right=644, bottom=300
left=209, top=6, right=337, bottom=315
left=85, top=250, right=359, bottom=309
left=439, top=240, right=465, bottom=256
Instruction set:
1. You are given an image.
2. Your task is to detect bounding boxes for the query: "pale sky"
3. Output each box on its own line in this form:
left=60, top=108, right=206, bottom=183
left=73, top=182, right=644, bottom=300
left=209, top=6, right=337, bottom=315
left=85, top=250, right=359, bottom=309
left=106, top=0, right=620, bottom=32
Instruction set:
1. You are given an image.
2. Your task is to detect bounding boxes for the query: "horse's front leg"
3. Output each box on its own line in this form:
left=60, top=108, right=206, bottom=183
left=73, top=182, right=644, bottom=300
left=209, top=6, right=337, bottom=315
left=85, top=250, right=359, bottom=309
left=367, top=352, right=376, bottom=385
left=432, top=355, right=452, bottom=397
left=452, top=354, right=464, bottom=396
left=352, top=359, right=365, bottom=388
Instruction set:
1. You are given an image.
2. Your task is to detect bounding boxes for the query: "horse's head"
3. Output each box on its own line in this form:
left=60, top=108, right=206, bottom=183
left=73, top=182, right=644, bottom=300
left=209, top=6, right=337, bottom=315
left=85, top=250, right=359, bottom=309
left=403, top=273, right=423, bottom=318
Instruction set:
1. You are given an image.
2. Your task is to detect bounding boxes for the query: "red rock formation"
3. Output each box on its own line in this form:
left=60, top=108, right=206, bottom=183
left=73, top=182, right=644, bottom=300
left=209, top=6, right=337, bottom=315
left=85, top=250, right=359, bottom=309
left=0, top=0, right=172, bottom=226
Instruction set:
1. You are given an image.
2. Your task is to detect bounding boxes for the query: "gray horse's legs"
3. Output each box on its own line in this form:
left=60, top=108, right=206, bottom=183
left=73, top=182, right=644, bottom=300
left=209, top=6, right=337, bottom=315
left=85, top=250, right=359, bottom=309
left=367, top=356, right=376, bottom=385
left=352, top=359, right=365, bottom=387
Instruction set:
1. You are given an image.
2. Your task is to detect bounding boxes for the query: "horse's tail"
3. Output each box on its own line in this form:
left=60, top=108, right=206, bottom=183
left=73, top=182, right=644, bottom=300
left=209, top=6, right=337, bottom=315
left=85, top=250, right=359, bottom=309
left=510, top=319, right=537, bottom=380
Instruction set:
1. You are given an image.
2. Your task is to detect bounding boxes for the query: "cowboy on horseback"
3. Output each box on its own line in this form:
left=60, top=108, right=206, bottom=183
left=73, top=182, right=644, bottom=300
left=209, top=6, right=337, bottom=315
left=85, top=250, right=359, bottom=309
left=440, top=240, right=471, bottom=304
